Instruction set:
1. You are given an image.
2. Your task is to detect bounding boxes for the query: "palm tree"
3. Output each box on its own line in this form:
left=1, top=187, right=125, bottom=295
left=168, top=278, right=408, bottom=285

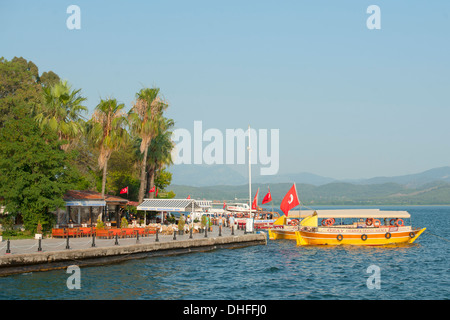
left=146, top=116, right=175, bottom=197
left=88, top=98, right=128, bottom=198
left=35, top=80, right=87, bottom=151
left=128, top=87, right=168, bottom=203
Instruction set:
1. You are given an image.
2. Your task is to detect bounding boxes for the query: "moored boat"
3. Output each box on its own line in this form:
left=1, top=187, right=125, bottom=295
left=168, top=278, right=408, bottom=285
left=233, top=210, right=281, bottom=230
left=284, top=209, right=426, bottom=246
left=267, top=214, right=303, bottom=239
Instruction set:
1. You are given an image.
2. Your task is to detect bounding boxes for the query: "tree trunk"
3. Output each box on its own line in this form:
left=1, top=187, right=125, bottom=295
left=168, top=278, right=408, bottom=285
left=146, top=165, right=156, bottom=199
left=101, top=159, right=108, bottom=199
left=138, top=145, right=149, bottom=203
left=149, top=167, right=156, bottom=199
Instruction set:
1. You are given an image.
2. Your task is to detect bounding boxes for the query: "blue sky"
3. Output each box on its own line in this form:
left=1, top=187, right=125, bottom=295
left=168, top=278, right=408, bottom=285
left=1, top=0, right=449, bottom=179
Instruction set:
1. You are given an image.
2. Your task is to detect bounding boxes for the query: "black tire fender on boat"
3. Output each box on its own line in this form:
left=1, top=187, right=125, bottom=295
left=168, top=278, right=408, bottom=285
left=337, top=234, right=343, bottom=241
left=409, top=232, right=415, bottom=238
left=361, top=234, right=368, bottom=241
left=385, top=232, right=392, bottom=239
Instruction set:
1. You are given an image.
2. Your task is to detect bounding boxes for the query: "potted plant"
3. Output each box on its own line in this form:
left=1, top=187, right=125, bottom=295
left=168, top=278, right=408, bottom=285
left=201, top=215, right=207, bottom=233
left=178, top=217, right=185, bottom=235
left=96, top=219, right=105, bottom=230
left=35, top=221, right=43, bottom=240
left=208, top=217, right=213, bottom=232
left=121, top=217, right=128, bottom=229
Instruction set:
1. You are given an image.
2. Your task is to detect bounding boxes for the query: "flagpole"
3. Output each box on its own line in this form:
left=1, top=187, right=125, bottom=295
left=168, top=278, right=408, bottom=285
left=248, top=125, right=253, bottom=230
left=270, top=187, right=274, bottom=214
left=248, top=125, right=252, bottom=224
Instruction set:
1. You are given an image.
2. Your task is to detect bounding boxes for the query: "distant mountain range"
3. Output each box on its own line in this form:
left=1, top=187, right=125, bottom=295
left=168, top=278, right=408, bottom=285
left=169, top=165, right=450, bottom=205
left=346, top=166, right=450, bottom=188
left=171, top=164, right=450, bottom=188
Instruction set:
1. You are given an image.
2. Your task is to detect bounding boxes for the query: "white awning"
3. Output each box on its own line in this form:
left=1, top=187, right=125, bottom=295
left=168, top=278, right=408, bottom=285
left=288, top=209, right=411, bottom=219
left=137, top=199, right=202, bottom=212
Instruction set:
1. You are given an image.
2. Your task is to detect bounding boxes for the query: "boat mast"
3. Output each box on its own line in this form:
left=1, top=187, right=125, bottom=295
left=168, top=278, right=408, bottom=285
left=248, top=125, right=252, bottom=219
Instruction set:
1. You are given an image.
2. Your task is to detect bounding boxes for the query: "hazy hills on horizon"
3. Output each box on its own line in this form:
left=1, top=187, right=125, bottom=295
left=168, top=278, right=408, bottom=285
left=170, top=164, right=450, bottom=188
left=168, top=165, right=450, bottom=205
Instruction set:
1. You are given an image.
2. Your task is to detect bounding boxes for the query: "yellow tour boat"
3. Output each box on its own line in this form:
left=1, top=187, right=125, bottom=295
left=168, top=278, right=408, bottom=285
left=268, top=209, right=426, bottom=246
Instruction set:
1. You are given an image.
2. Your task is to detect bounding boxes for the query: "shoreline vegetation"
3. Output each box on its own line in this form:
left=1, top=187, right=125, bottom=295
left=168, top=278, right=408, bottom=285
left=0, top=57, right=175, bottom=236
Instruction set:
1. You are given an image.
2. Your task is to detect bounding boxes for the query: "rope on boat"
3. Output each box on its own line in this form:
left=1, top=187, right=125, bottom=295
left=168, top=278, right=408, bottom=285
left=424, top=230, right=450, bottom=243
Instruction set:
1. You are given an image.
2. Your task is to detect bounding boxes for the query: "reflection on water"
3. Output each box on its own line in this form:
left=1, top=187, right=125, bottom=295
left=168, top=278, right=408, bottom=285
left=0, top=206, right=449, bottom=300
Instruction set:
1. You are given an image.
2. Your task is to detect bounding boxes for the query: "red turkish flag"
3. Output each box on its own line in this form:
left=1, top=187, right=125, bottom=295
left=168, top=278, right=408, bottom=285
left=187, top=195, right=191, bottom=199
left=119, top=186, right=128, bottom=194
left=262, top=188, right=272, bottom=204
left=149, top=186, right=155, bottom=193
left=223, top=202, right=226, bottom=209
left=280, top=184, right=300, bottom=215
left=251, top=188, right=259, bottom=210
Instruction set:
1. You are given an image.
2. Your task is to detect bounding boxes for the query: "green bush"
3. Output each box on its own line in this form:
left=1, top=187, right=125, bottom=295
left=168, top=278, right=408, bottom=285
left=121, top=217, right=128, bottom=228
left=166, top=214, right=176, bottom=224
left=201, top=215, right=207, bottom=228
left=178, top=217, right=185, bottom=231
left=96, top=219, right=105, bottom=230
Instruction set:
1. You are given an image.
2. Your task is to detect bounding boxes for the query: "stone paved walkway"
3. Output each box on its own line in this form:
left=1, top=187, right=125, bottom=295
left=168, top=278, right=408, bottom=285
left=0, top=225, right=263, bottom=255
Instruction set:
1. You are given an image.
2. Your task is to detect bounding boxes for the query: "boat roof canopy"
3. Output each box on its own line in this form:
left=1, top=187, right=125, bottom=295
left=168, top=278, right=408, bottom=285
left=288, top=209, right=411, bottom=219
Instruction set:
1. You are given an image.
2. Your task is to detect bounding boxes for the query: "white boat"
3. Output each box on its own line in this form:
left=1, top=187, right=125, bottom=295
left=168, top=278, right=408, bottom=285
left=226, top=203, right=256, bottom=213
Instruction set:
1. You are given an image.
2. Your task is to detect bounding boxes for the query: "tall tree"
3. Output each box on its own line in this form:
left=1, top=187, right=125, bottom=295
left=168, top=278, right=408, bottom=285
left=105, top=140, right=141, bottom=201
left=39, top=71, right=60, bottom=88
left=88, top=98, right=128, bottom=198
left=146, top=116, right=175, bottom=198
left=128, top=88, right=168, bottom=203
left=0, top=109, right=78, bottom=232
left=0, top=57, right=44, bottom=127
left=35, top=80, right=87, bottom=151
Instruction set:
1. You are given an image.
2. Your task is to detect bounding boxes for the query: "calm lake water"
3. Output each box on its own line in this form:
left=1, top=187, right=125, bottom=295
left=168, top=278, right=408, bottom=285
left=0, top=206, right=449, bottom=300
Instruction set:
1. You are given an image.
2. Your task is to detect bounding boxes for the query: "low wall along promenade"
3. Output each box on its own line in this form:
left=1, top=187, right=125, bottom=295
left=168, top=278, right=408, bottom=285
left=0, top=225, right=267, bottom=276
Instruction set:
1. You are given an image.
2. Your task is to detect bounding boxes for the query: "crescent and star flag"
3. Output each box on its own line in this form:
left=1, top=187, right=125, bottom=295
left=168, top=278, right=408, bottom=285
left=223, top=202, right=226, bottom=209
left=119, top=186, right=128, bottom=194
left=262, top=187, right=272, bottom=204
left=149, top=186, right=155, bottom=193
left=187, top=195, right=191, bottom=199
left=252, top=188, right=259, bottom=210
left=280, top=184, right=300, bottom=215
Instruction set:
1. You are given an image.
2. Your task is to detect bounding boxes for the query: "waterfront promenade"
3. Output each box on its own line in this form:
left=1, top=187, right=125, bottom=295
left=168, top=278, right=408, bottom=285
left=0, top=226, right=267, bottom=276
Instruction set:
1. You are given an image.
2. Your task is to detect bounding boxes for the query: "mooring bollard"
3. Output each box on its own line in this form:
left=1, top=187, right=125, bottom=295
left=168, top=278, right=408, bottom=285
left=219, top=225, right=222, bottom=237
left=136, top=230, right=140, bottom=243
left=91, top=234, right=96, bottom=247
left=190, top=227, right=193, bottom=239
left=38, top=238, right=42, bottom=252
left=204, top=226, right=208, bottom=238
left=155, top=229, right=159, bottom=242
left=6, top=239, right=11, bottom=254
left=115, top=233, right=119, bottom=245
left=231, top=225, right=235, bottom=236
left=173, top=229, right=177, bottom=240
left=66, top=236, right=70, bottom=250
